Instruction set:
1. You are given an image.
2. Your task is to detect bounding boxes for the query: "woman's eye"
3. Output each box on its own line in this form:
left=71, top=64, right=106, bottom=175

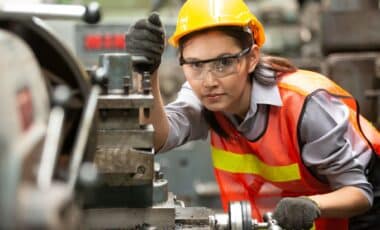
left=215, top=58, right=234, bottom=71
left=190, top=62, right=203, bottom=69
left=221, top=58, right=234, bottom=66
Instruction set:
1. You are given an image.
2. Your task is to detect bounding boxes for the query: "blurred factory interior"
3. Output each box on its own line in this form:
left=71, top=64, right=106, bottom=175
left=1, top=0, right=380, bottom=229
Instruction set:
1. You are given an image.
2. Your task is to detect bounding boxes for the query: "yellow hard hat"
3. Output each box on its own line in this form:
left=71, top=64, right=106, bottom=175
left=168, top=0, right=265, bottom=48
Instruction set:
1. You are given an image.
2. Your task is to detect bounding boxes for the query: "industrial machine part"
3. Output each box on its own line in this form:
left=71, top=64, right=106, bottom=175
left=323, top=53, right=380, bottom=124
left=79, top=49, right=282, bottom=228
left=321, top=0, right=380, bottom=128
left=84, top=199, right=282, bottom=229
left=321, top=2, right=380, bottom=55
left=208, top=202, right=282, bottom=230
left=0, top=27, right=51, bottom=229
left=0, top=3, right=100, bottom=229
left=0, top=1, right=101, bottom=24
left=83, top=52, right=157, bottom=208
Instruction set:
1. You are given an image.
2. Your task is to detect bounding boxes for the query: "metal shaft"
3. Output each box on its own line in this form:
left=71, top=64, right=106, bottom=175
left=0, top=2, right=101, bottom=24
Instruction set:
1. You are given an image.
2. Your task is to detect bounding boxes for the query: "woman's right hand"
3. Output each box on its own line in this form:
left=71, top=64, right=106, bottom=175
left=125, top=12, right=165, bottom=73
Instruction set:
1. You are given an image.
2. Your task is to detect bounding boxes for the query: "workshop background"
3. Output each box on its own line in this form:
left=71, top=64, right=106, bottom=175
left=1, top=0, right=380, bottom=229
left=47, top=0, right=378, bottom=210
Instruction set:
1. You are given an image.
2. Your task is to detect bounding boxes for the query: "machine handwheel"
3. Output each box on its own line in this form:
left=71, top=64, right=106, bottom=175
left=229, top=201, right=253, bottom=230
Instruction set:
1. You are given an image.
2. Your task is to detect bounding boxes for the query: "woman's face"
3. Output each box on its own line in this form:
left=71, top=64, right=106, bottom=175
left=181, top=30, right=259, bottom=117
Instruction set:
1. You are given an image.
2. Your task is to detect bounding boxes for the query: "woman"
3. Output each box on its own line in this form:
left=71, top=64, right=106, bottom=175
left=125, top=0, right=380, bottom=229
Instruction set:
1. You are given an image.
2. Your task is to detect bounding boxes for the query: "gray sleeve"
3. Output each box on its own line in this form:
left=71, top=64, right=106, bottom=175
left=300, top=91, right=374, bottom=205
left=158, top=82, right=209, bottom=153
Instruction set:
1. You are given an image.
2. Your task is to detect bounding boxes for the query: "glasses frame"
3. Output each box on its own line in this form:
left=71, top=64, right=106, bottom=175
left=179, top=47, right=251, bottom=66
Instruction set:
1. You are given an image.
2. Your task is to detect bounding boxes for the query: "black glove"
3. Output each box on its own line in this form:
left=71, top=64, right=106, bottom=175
left=125, top=12, right=165, bottom=73
left=273, top=197, right=321, bottom=230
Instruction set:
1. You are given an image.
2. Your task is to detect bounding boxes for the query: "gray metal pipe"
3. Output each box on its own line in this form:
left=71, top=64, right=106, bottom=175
left=0, top=2, right=101, bottom=24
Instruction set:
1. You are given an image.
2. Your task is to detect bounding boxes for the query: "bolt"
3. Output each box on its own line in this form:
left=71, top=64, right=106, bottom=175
left=137, top=166, right=145, bottom=174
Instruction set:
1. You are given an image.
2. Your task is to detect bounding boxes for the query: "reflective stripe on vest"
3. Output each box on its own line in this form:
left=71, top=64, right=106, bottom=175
left=212, top=146, right=301, bottom=182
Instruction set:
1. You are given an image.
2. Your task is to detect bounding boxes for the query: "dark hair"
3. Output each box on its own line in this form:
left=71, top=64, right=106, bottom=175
left=179, top=26, right=297, bottom=139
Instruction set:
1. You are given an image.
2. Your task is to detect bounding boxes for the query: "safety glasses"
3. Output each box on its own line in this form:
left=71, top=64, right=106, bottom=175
left=180, top=47, right=251, bottom=80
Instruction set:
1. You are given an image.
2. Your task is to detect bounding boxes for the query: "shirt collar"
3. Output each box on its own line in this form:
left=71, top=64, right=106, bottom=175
left=251, top=78, right=283, bottom=107
left=225, top=79, right=282, bottom=125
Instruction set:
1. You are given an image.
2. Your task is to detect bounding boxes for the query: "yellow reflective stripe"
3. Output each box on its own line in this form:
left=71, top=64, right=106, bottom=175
left=211, top=147, right=301, bottom=182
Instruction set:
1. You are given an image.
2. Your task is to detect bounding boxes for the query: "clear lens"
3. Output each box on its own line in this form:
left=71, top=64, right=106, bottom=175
left=181, top=48, right=250, bottom=80
left=183, top=58, right=239, bottom=79
left=213, top=57, right=237, bottom=75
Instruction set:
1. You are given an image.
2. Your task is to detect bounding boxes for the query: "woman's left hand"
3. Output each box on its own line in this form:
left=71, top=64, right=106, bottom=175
left=273, top=196, right=321, bottom=230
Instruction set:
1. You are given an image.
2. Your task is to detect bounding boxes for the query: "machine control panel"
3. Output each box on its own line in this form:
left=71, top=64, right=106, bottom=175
left=75, top=23, right=177, bottom=67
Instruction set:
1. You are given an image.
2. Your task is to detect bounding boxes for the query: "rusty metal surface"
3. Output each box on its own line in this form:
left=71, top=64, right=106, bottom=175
left=97, top=124, right=154, bottom=149
left=87, top=146, right=155, bottom=208
left=94, top=147, right=154, bottom=186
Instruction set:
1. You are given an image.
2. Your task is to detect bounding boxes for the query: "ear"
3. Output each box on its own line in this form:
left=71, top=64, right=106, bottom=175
left=247, top=44, right=260, bottom=73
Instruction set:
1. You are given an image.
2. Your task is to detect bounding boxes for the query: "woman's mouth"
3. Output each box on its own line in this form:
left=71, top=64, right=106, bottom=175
left=204, top=93, right=224, bottom=101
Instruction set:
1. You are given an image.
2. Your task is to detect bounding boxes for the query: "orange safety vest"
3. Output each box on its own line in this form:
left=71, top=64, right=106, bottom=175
left=210, top=70, right=380, bottom=229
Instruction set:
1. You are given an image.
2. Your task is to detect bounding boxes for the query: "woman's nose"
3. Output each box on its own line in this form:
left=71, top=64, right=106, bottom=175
left=202, top=70, right=218, bottom=88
